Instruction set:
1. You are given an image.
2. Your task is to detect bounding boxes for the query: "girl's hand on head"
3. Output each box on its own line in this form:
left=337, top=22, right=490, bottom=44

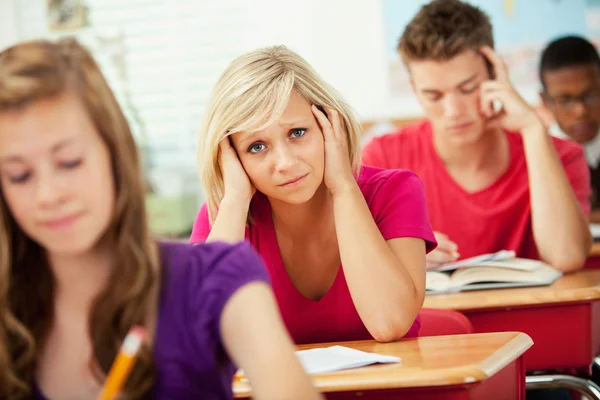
left=219, top=138, right=256, bottom=205
left=311, top=105, right=356, bottom=198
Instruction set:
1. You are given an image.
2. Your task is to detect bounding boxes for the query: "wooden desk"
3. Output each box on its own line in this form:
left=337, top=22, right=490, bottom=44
left=424, top=270, right=600, bottom=371
left=425, top=269, right=600, bottom=311
left=591, top=242, right=600, bottom=257
left=590, top=242, right=600, bottom=257
left=234, top=332, right=533, bottom=400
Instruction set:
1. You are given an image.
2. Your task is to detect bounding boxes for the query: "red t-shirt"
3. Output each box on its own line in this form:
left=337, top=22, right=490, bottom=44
left=191, top=166, right=436, bottom=344
left=362, top=120, right=591, bottom=261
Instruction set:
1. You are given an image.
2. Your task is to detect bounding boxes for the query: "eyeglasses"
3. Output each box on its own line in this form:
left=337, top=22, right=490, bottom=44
left=546, top=92, right=600, bottom=111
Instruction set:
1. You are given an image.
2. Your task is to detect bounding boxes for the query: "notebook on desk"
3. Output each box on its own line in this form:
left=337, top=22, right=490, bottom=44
left=426, top=251, right=562, bottom=294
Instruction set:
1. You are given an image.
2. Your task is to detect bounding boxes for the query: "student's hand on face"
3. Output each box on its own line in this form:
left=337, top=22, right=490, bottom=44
left=311, top=105, right=356, bottom=198
left=426, top=231, right=460, bottom=270
left=219, top=138, right=256, bottom=204
left=479, top=46, right=543, bottom=134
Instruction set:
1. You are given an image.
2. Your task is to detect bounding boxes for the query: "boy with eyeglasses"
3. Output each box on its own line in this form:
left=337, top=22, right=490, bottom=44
left=540, top=35, right=600, bottom=221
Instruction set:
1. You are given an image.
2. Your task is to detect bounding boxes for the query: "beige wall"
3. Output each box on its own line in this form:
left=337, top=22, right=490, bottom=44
left=0, top=0, right=18, bottom=50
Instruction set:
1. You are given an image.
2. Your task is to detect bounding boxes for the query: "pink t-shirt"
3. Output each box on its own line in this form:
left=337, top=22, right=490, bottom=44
left=191, top=166, right=436, bottom=344
left=362, top=121, right=591, bottom=261
left=190, top=167, right=436, bottom=343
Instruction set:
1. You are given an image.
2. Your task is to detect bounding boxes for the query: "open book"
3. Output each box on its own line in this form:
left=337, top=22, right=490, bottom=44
left=426, top=251, right=562, bottom=294
left=432, top=250, right=516, bottom=272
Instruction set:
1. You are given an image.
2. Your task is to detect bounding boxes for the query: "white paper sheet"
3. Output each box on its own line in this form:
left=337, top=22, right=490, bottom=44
left=590, top=223, right=600, bottom=239
left=295, top=345, right=401, bottom=374
left=235, top=346, right=401, bottom=381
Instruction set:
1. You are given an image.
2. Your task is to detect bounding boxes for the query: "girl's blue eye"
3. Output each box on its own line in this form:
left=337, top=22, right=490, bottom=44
left=248, top=143, right=266, bottom=154
left=290, top=128, right=306, bottom=138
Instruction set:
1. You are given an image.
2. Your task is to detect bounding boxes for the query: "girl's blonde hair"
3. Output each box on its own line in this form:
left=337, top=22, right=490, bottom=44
left=0, top=38, right=159, bottom=399
left=197, top=45, right=363, bottom=222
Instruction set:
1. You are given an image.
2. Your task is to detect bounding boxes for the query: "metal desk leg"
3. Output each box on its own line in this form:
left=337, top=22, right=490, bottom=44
left=526, top=375, right=600, bottom=399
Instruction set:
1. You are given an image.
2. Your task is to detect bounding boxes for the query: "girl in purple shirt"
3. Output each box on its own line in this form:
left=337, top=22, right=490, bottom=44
left=0, top=38, right=320, bottom=400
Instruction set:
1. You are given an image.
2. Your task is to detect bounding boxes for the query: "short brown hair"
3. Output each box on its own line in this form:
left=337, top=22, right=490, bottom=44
left=397, top=0, right=494, bottom=63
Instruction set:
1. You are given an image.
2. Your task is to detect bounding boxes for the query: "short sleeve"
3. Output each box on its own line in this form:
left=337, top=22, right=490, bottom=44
left=367, top=170, right=437, bottom=253
left=179, top=242, right=271, bottom=364
left=190, top=203, right=211, bottom=243
left=361, top=136, right=389, bottom=169
left=560, top=143, right=592, bottom=216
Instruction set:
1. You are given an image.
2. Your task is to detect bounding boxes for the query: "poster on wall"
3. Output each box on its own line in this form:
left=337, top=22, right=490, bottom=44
left=47, top=0, right=88, bottom=32
left=381, top=0, right=593, bottom=102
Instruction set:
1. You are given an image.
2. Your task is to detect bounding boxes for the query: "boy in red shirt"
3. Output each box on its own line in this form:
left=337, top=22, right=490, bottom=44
left=362, top=0, right=591, bottom=271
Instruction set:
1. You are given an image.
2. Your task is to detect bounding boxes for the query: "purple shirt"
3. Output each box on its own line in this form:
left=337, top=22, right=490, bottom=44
left=34, top=241, right=269, bottom=399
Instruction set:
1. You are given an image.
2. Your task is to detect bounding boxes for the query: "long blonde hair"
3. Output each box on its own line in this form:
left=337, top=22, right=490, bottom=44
left=0, top=38, right=159, bottom=399
left=197, top=45, right=363, bottom=223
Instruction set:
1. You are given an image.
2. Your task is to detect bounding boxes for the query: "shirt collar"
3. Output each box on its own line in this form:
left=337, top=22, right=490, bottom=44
left=549, top=123, right=600, bottom=168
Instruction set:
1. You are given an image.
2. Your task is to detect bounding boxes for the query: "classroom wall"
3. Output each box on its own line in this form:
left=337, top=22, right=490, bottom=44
left=0, top=0, right=18, bottom=51
left=5, top=0, right=600, bottom=230
left=298, top=0, right=390, bottom=121
left=7, top=1, right=600, bottom=122
left=6, top=0, right=394, bottom=121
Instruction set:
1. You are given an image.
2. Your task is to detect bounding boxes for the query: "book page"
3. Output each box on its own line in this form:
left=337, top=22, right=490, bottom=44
left=451, top=262, right=562, bottom=287
left=425, top=271, right=453, bottom=292
left=474, top=258, right=552, bottom=271
left=432, top=250, right=516, bottom=272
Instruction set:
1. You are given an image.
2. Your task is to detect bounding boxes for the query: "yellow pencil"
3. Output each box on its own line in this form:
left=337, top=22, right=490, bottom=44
left=233, top=369, right=249, bottom=383
left=97, top=326, right=147, bottom=400
left=234, top=370, right=244, bottom=381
